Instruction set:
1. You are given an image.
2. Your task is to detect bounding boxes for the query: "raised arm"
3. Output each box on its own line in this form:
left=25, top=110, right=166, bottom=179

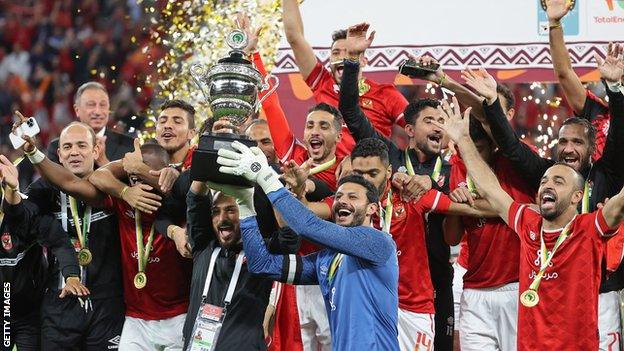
left=595, top=43, right=624, bottom=181
left=602, top=186, right=624, bottom=229
left=215, top=143, right=395, bottom=264
left=433, top=98, right=514, bottom=224
left=282, top=0, right=317, bottom=80
left=462, top=68, right=553, bottom=188
left=547, top=0, right=587, bottom=114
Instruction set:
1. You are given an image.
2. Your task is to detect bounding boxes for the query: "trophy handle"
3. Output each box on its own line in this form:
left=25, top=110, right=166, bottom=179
left=256, top=74, right=280, bottom=109
left=190, top=63, right=210, bottom=102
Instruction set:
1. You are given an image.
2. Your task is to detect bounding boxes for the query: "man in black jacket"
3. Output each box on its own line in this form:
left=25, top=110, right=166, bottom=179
left=0, top=154, right=88, bottom=351
left=338, top=23, right=456, bottom=350
left=47, top=81, right=134, bottom=166
left=183, top=180, right=297, bottom=350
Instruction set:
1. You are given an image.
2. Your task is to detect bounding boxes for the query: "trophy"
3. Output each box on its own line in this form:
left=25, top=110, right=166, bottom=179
left=190, top=29, right=279, bottom=186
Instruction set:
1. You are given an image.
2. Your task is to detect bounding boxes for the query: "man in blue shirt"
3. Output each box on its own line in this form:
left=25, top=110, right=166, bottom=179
left=210, top=141, right=400, bottom=351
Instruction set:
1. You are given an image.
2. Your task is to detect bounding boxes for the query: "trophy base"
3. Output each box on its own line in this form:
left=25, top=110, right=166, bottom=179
left=191, top=132, right=256, bottom=186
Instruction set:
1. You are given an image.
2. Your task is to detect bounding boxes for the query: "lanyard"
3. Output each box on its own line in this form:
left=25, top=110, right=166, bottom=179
left=135, top=209, right=156, bottom=274
left=528, top=220, right=573, bottom=291
left=202, top=247, right=245, bottom=307
left=404, top=149, right=442, bottom=181
left=581, top=181, right=590, bottom=214
left=379, top=189, right=393, bottom=234
left=310, top=157, right=337, bottom=175
left=327, top=253, right=344, bottom=283
left=67, top=196, right=92, bottom=250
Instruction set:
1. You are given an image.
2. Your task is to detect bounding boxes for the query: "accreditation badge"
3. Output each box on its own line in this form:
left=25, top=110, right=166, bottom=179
left=188, top=303, right=226, bottom=351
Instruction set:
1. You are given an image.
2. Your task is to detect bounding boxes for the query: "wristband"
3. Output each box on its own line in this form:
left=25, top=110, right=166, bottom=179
left=120, top=186, right=130, bottom=199
left=26, top=149, right=46, bottom=165
left=549, top=22, right=562, bottom=30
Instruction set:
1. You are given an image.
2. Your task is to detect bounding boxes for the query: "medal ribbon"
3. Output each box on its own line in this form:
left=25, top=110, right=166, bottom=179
left=310, top=157, right=336, bottom=175
left=68, top=196, right=92, bottom=250
left=379, top=189, right=393, bottom=234
left=135, top=209, right=156, bottom=274
left=581, top=180, right=590, bottom=214
left=358, top=79, right=370, bottom=96
left=404, top=149, right=442, bottom=181
left=327, top=253, right=345, bottom=283
left=528, top=221, right=573, bottom=292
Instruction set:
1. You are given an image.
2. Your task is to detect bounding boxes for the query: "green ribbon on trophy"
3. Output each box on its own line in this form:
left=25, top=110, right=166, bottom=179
left=520, top=222, right=572, bottom=308
left=134, top=209, right=156, bottom=290
left=68, top=196, right=93, bottom=266
left=404, top=149, right=442, bottom=182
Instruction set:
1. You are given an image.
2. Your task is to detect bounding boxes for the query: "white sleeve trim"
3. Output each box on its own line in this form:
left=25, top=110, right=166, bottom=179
left=286, top=254, right=297, bottom=284
left=514, top=204, right=527, bottom=234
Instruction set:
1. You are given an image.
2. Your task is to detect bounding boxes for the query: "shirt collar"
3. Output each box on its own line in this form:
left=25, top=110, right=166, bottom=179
left=96, top=126, right=106, bottom=138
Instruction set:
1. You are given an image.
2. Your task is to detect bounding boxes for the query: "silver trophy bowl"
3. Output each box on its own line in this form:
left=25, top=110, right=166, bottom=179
left=191, top=29, right=279, bottom=126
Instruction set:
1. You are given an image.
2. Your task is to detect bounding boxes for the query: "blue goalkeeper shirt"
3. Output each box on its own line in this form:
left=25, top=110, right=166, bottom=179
left=240, top=187, right=399, bottom=351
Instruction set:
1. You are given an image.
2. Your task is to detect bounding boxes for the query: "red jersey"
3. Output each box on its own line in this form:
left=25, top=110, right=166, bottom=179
left=305, top=60, right=409, bottom=157
left=450, top=153, right=535, bottom=289
left=107, top=197, right=192, bottom=320
left=456, top=237, right=469, bottom=269
left=508, top=202, right=618, bottom=350
left=373, top=189, right=451, bottom=313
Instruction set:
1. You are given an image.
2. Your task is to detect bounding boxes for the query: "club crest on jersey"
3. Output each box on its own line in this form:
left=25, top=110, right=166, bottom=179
left=1, top=233, right=12, bottom=251
left=530, top=231, right=537, bottom=241
left=361, top=98, right=373, bottom=109
left=435, top=175, right=446, bottom=187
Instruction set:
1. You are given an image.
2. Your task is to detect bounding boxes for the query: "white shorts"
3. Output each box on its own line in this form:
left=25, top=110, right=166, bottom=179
left=459, top=282, right=518, bottom=351
left=297, top=285, right=332, bottom=351
left=397, top=309, right=435, bottom=351
left=599, top=291, right=622, bottom=351
left=119, top=313, right=186, bottom=351
left=452, top=261, right=467, bottom=329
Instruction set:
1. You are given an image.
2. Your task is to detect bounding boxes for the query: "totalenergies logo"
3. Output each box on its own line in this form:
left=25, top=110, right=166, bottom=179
left=605, top=0, right=624, bottom=10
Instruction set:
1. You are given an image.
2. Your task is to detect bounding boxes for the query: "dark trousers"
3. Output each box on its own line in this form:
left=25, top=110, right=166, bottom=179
left=41, top=291, right=125, bottom=351
left=2, top=308, right=40, bottom=351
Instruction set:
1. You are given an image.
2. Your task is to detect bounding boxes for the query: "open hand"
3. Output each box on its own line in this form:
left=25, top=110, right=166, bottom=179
left=121, top=184, right=162, bottom=213
left=462, top=67, right=498, bottom=104
left=594, top=42, right=624, bottom=83
left=345, top=22, right=376, bottom=56
left=59, top=277, right=90, bottom=298
left=431, top=97, right=472, bottom=143
left=280, top=159, right=311, bottom=197
left=449, top=187, right=476, bottom=207
left=236, top=13, right=261, bottom=55
left=546, top=0, right=572, bottom=23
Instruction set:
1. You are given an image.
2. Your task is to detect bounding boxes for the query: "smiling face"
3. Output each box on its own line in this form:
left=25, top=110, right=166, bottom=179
left=332, top=182, right=377, bottom=227
left=556, top=124, right=592, bottom=172
left=155, top=107, right=195, bottom=154
left=74, top=88, right=110, bottom=133
left=303, top=110, right=341, bottom=163
left=58, top=124, right=99, bottom=177
left=537, top=164, right=584, bottom=221
left=405, top=106, right=445, bottom=157
left=211, top=192, right=241, bottom=250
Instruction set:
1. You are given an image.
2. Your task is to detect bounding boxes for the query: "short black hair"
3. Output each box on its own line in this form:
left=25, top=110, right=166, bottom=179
left=404, top=98, right=440, bottom=125
left=160, top=99, right=196, bottom=129
left=552, top=162, right=585, bottom=191
left=331, top=29, right=347, bottom=47
left=307, top=102, right=343, bottom=132
left=140, top=143, right=170, bottom=169
left=560, top=117, right=596, bottom=154
left=350, top=138, right=390, bottom=166
left=469, top=117, right=492, bottom=145
left=497, top=84, right=515, bottom=112
left=337, top=174, right=380, bottom=204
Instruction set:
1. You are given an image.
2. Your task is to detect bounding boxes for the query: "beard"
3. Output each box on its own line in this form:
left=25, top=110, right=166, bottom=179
left=345, top=207, right=367, bottom=227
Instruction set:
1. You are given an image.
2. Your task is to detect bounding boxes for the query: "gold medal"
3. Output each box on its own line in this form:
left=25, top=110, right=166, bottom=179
left=520, top=289, right=539, bottom=307
left=77, top=248, right=92, bottom=266
left=134, top=272, right=147, bottom=289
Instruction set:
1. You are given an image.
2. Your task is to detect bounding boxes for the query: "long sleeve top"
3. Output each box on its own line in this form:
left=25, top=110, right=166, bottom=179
left=240, top=187, right=399, bottom=351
